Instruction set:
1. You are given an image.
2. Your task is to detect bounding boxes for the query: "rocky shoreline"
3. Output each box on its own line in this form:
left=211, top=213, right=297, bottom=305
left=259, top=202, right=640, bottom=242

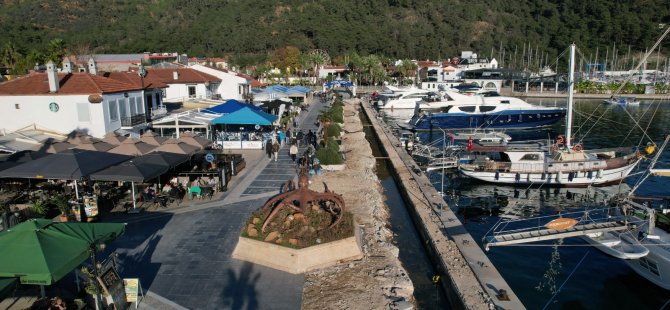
left=301, top=99, right=415, bottom=309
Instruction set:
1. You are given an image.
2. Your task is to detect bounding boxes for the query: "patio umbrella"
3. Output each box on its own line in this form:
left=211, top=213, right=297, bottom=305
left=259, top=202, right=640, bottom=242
left=108, top=138, right=157, bottom=156
left=101, top=132, right=127, bottom=145
left=0, top=149, right=132, bottom=199
left=43, top=141, right=75, bottom=153
left=151, top=139, right=199, bottom=155
left=0, top=150, right=48, bottom=172
left=73, top=140, right=115, bottom=152
left=0, top=219, right=125, bottom=285
left=90, top=160, right=169, bottom=211
left=140, top=130, right=168, bottom=146
left=65, top=132, right=100, bottom=145
left=177, top=131, right=211, bottom=150
left=135, top=151, right=190, bottom=169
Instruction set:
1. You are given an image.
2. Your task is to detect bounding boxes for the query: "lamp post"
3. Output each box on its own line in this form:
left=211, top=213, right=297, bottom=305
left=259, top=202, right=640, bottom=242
left=89, top=243, right=105, bottom=310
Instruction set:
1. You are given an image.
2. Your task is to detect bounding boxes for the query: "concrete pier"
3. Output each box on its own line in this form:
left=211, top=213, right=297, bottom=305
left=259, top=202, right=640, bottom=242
left=361, top=103, right=526, bottom=309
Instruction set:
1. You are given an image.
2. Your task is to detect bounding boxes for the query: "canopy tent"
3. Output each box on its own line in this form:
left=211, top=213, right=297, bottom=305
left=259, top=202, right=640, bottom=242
left=108, top=138, right=157, bottom=156
left=134, top=152, right=190, bottom=169
left=72, top=140, right=115, bottom=152
left=0, top=149, right=132, bottom=180
left=211, top=107, right=278, bottom=125
left=90, top=160, right=168, bottom=211
left=0, top=219, right=125, bottom=285
left=0, top=150, right=48, bottom=172
left=151, top=139, right=200, bottom=155
left=202, top=99, right=261, bottom=114
left=177, top=131, right=211, bottom=149
left=101, top=132, right=127, bottom=145
left=140, top=130, right=168, bottom=146
left=90, top=160, right=168, bottom=183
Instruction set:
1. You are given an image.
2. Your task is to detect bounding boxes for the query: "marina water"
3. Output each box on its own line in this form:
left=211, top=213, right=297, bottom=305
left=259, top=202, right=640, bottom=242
left=382, top=99, right=670, bottom=309
left=360, top=111, right=449, bottom=309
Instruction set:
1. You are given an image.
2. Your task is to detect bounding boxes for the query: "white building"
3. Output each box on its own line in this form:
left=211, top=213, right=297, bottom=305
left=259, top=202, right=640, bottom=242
left=189, top=64, right=251, bottom=100
left=0, top=60, right=153, bottom=138
left=145, top=68, right=221, bottom=102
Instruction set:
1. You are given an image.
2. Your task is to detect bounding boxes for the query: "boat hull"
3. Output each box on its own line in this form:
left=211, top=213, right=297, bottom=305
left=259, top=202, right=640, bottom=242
left=582, top=231, right=649, bottom=259
left=459, top=159, right=640, bottom=187
left=412, top=109, right=566, bottom=130
left=625, top=227, right=670, bottom=289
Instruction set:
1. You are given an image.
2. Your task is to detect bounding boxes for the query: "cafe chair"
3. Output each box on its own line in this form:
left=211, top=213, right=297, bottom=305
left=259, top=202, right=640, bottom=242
left=200, top=187, right=214, bottom=200
left=188, top=186, right=202, bottom=200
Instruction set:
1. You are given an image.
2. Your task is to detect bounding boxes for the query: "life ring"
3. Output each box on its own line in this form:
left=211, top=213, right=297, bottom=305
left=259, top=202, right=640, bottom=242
left=556, top=135, right=565, bottom=145
left=572, top=144, right=583, bottom=152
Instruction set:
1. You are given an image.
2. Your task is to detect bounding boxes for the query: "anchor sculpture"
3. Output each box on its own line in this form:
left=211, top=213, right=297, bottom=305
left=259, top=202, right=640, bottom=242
left=258, top=169, right=345, bottom=233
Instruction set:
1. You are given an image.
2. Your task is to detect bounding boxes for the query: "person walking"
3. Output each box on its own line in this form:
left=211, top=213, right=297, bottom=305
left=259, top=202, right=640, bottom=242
left=286, top=129, right=292, bottom=144
left=278, top=130, right=285, bottom=146
left=289, top=143, right=298, bottom=162
left=297, top=131, right=304, bottom=147
left=265, top=139, right=272, bottom=159
left=271, top=140, right=280, bottom=162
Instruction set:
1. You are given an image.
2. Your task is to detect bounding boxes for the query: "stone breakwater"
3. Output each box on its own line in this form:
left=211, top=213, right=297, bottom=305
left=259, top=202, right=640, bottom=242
left=301, top=99, right=415, bottom=310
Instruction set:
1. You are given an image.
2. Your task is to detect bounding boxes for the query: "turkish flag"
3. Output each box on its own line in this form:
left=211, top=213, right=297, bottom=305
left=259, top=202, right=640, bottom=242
left=467, top=136, right=473, bottom=152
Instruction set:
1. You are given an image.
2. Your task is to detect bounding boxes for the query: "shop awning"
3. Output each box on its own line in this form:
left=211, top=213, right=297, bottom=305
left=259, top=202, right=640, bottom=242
left=211, top=107, right=278, bottom=125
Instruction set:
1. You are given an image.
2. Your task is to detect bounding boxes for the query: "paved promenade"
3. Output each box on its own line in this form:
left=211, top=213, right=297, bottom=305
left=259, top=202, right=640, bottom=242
left=106, top=96, right=328, bottom=309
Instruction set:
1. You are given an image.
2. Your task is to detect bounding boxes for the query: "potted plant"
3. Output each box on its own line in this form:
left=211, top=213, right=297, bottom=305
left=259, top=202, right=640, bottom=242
left=28, top=200, right=46, bottom=218
left=51, top=195, right=71, bottom=222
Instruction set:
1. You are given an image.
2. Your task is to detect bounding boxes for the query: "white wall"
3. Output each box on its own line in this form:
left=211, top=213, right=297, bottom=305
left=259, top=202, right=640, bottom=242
left=164, top=83, right=213, bottom=102
left=190, top=64, right=249, bottom=100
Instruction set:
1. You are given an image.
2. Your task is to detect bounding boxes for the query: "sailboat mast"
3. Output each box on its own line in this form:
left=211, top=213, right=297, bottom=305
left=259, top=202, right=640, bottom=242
left=566, top=44, right=576, bottom=150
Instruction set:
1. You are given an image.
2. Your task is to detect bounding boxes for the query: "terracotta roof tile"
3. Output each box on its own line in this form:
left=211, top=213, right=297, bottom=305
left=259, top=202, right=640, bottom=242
left=101, top=71, right=168, bottom=89
left=145, top=68, right=221, bottom=84
left=0, top=72, right=142, bottom=95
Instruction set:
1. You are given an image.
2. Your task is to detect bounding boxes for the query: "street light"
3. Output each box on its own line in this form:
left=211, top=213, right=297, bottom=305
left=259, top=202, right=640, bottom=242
left=89, top=242, right=106, bottom=310
left=438, top=128, right=447, bottom=210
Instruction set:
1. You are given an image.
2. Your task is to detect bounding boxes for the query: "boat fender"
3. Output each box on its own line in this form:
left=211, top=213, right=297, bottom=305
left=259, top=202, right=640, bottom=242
left=572, top=144, right=583, bottom=152
left=568, top=172, right=574, bottom=182
left=495, top=171, right=500, bottom=180
left=646, top=142, right=657, bottom=155
left=541, top=172, right=546, bottom=180
left=597, top=169, right=603, bottom=178
left=587, top=171, right=593, bottom=179
left=515, top=173, right=520, bottom=182
left=556, top=172, right=562, bottom=181
left=556, top=135, right=565, bottom=145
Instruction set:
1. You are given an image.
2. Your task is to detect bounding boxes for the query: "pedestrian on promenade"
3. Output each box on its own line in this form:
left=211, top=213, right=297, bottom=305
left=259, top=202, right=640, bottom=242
left=279, top=130, right=285, bottom=145
left=289, top=143, right=298, bottom=162
left=272, top=141, right=280, bottom=161
left=265, top=139, right=272, bottom=159
left=286, top=129, right=292, bottom=144
left=297, top=131, right=304, bottom=147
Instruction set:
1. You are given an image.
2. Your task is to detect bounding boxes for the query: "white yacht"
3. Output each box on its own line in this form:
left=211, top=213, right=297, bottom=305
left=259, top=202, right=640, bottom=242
left=377, top=86, right=431, bottom=109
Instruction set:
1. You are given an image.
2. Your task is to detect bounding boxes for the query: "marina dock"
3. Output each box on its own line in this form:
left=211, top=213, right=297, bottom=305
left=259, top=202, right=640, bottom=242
left=361, top=102, right=526, bottom=309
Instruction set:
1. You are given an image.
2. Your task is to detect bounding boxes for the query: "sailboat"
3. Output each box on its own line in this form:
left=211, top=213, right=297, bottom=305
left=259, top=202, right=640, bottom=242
left=459, top=44, right=645, bottom=187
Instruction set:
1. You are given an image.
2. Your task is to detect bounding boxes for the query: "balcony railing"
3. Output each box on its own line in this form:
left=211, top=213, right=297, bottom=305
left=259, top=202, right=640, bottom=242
left=121, top=114, right=146, bottom=127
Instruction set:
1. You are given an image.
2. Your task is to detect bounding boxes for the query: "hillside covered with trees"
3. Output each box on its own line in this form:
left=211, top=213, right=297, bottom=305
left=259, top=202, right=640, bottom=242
left=0, top=0, right=669, bottom=74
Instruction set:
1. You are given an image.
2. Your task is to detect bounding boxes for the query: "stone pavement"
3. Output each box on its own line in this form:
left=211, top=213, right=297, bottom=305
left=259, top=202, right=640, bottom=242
left=104, top=96, right=329, bottom=310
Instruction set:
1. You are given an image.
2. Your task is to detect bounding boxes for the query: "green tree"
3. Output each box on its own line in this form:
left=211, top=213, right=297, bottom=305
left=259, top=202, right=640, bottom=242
left=0, top=41, right=21, bottom=67
left=45, top=38, right=66, bottom=65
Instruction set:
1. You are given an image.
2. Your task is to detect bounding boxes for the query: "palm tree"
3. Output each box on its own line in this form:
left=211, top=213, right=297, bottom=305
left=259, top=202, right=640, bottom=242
left=46, top=38, right=66, bottom=65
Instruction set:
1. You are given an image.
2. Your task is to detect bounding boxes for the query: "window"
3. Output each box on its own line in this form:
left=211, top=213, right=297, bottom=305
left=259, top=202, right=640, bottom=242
left=520, top=154, right=540, bottom=161
left=77, top=102, right=90, bottom=122
left=108, top=100, right=118, bottom=121
left=188, top=85, right=196, bottom=98
left=118, top=99, right=128, bottom=119
left=459, top=106, right=476, bottom=112
left=14, top=104, right=19, bottom=109
left=161, top=89, right=166, bottom=98
left=479, top=106, right=496, bottom=112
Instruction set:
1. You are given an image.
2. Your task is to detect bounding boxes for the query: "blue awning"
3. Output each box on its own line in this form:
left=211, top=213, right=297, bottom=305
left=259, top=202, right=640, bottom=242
left=202, top=99, right=261, bottom=114
left=211, top=107, right=278, bottom=125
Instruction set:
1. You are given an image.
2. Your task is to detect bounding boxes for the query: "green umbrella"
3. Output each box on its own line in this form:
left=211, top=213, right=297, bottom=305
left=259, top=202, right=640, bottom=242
left=0, top=219, right=125, bottom=285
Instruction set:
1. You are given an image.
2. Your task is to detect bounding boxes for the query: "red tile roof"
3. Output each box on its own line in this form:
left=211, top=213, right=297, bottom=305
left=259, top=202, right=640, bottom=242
left=0, top=72, right=142, bottom=95
left=101, top=71, right=168, bottom=89
left=145, top=68, right=221, bottom=84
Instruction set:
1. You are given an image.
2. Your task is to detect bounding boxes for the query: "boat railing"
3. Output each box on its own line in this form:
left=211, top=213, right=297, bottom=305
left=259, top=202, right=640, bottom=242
left=483, top=206, right=646, bottom=249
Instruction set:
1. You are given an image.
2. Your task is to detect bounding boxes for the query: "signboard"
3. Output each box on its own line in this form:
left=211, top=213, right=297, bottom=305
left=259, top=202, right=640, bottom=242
left=205, top=153, right=215, bottom=163
left=124, top=278, right=139, bottom=303
left=242, top=141, right=263, bottom=149
left=219, top=141, right=263, bottom=150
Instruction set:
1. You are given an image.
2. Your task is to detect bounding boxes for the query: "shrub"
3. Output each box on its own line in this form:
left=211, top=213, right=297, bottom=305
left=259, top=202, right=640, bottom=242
left=330, top=106, right=344, bottom=123
left=325, top=137, right=339, bottom=150
left=325, top=123, right=341, bottom=138
left=316, top=147, right=343, bottom=165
